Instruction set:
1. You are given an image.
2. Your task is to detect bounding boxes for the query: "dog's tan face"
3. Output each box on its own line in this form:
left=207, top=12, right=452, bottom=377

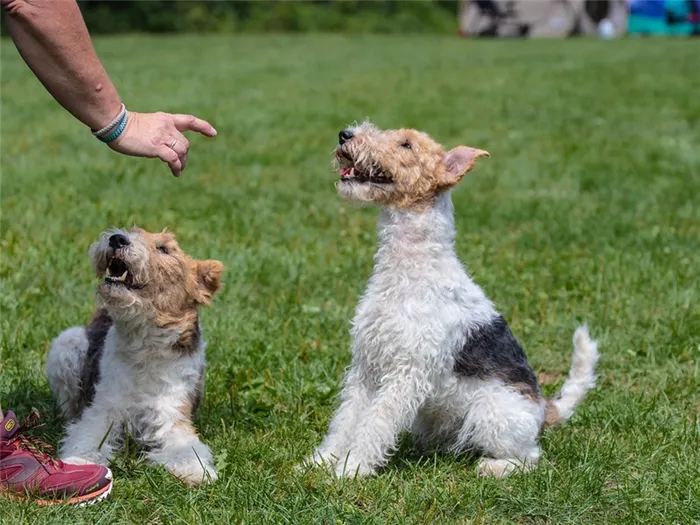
left=334, top=121, right=489, bottom=210
left=90, top=228, right=223, bottom=326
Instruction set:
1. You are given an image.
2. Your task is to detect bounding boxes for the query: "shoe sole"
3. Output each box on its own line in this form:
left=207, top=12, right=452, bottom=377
left=2, top=468, right=113, bottom=506
left=75, top=477, right=113, bottom=507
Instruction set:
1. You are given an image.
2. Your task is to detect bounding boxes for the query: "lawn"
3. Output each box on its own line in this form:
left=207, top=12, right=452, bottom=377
left=1, top=34, right=699, bottom=524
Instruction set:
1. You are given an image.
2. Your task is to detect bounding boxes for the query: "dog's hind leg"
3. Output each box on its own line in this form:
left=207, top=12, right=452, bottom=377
left=453, top=380, right=544, bottom=479
left=46, top=327, right=89, bottom=421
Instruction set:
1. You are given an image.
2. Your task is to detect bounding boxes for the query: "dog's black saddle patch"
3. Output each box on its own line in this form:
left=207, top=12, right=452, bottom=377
left=78, top=308, right=113, bottom=414
left=454, top=315, right=539, bottom=396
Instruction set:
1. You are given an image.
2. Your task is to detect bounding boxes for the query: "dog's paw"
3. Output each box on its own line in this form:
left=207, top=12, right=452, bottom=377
left=169, top=461, right=218, bottom=486
left=334, top=456, right=375, bottom=479
left=61, top=454, right=108, bottom=466
left=295, top=448, right=338, bottom=473
left=476, top=458, right=527, bottom=479
left=61, top=456, right=94, bottom=466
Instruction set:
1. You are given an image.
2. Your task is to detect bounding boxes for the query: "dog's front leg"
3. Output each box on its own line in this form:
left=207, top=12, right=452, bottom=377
left=336, top=373, right=429, bottom=478
left=146, top=422, right=217, bottom=486
left=310, top=366, right=372, bottom=467
left=60, top=404, right=120, bottom=465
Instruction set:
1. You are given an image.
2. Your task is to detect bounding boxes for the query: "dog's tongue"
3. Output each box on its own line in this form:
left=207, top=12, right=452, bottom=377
left=340, top=168, right=351, bottom=176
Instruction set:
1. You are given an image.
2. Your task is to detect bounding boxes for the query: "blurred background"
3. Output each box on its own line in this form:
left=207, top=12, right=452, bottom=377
left=1, top=2, right=699, bottom=523
left=3, top=1, right=696, bottom=39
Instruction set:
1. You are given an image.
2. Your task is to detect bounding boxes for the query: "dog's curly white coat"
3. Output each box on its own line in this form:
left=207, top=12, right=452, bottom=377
left=46, top=229, right=219, bottom=485
left=311, top=192, right=599, bottom=478
left=47, top=323, right=216, bottom=483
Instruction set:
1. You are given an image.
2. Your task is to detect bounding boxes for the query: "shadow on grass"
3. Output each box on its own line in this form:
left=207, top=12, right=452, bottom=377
left=383, top=436, right=480, bottom=475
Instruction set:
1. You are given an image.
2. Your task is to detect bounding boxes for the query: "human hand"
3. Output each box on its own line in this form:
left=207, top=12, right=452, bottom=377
left=109, top=111, right=217, bottom=177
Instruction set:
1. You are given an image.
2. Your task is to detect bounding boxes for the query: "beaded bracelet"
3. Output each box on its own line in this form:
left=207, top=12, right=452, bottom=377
left=92, top=103, right=126, bottom=138
left=99, top=110, right=129, bottom=144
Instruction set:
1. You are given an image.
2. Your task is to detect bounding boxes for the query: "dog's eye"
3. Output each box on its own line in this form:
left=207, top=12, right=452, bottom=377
left=157, top=246, right=169, bottom=255
left=401, top=142, right=412, bottom=149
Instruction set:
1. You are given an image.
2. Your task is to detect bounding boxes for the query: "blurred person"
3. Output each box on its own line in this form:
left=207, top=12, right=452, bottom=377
left=1, top=0, right=217, bottom=504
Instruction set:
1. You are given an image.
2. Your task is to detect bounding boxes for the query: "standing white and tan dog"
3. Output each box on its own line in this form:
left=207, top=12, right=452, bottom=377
left=306, top=122, right=599, bottom=479
left=46, top=228, right=223, bottom=485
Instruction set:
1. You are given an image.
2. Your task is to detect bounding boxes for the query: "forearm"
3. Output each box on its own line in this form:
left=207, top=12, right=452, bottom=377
left=2, top=0, right=122, bottom=130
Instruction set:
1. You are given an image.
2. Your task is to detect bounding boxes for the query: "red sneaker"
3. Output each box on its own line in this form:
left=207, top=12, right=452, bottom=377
left=0, top=410, right=113, bottom=505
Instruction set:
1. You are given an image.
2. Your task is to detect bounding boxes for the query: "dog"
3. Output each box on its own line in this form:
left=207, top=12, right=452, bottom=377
left=46, top=227, right=224, bottom=485
left=306, top=122, right=599, bottom=479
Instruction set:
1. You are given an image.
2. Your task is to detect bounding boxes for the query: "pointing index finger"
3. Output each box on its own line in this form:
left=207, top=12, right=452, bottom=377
left=173, top=114, right=217, bottom=137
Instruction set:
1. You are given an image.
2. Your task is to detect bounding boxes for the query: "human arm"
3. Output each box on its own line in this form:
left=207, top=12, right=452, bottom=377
left=1, top=0, right=217, bottom=176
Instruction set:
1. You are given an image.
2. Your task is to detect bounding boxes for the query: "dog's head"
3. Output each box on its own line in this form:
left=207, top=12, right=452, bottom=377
left=334, top=121, right=489, bottom=210
left=90, top=228, right=223, bottom=326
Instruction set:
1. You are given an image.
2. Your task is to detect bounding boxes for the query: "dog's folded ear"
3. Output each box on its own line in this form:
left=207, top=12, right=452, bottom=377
left=195, top=260, right=224, bottom=305
left=440, top=146, right=490, bottom=186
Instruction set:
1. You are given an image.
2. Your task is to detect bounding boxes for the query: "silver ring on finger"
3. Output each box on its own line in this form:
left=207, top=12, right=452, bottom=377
left=170, top=140, right=178, bottom=149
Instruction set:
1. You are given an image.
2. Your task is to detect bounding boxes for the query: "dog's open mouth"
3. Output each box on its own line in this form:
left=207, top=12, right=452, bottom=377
left=104, top=257, right=138, bottom=289
left=336, top=150, right=393, bottom=185
left=338, top=166, right=393, bottom=184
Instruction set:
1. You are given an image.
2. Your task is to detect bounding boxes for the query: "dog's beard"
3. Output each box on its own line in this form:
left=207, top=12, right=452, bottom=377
left=335, top=177, right=396, bottom=204
left=334, top=146, right=397, bottom=205
left=97, top=281, right=145, bottom=316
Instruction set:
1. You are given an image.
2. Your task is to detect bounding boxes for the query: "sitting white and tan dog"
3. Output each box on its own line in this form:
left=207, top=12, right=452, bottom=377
left=46, top=228, right=223, bottom=485
left=306, top=122, right=599, bottom=479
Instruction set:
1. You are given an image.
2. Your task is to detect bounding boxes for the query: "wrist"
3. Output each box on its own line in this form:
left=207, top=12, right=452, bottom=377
left=93, top=104, right=129, bottom=144
left=91, top=102, right=125, bottom=135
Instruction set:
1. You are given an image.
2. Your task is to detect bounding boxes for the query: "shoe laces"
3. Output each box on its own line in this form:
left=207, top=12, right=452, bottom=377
left=10, top=409, right=60, bottom=469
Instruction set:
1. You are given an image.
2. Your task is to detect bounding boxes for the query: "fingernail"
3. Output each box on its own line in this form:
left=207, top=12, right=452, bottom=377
left=210, top=127, right=218, bottom=136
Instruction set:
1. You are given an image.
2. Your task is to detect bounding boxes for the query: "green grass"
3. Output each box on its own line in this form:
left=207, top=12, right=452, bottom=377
left=1, top=34, right=699, bottom=524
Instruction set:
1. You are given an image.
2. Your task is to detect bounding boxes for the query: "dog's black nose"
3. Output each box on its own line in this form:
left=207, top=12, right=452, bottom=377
left=339, top=129, right=354, bottom=145
left=109, top=233, right=130, bottom=250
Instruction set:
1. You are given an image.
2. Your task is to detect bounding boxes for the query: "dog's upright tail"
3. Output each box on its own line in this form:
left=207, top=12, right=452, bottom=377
left=544, top=325, right=599, bottom=428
